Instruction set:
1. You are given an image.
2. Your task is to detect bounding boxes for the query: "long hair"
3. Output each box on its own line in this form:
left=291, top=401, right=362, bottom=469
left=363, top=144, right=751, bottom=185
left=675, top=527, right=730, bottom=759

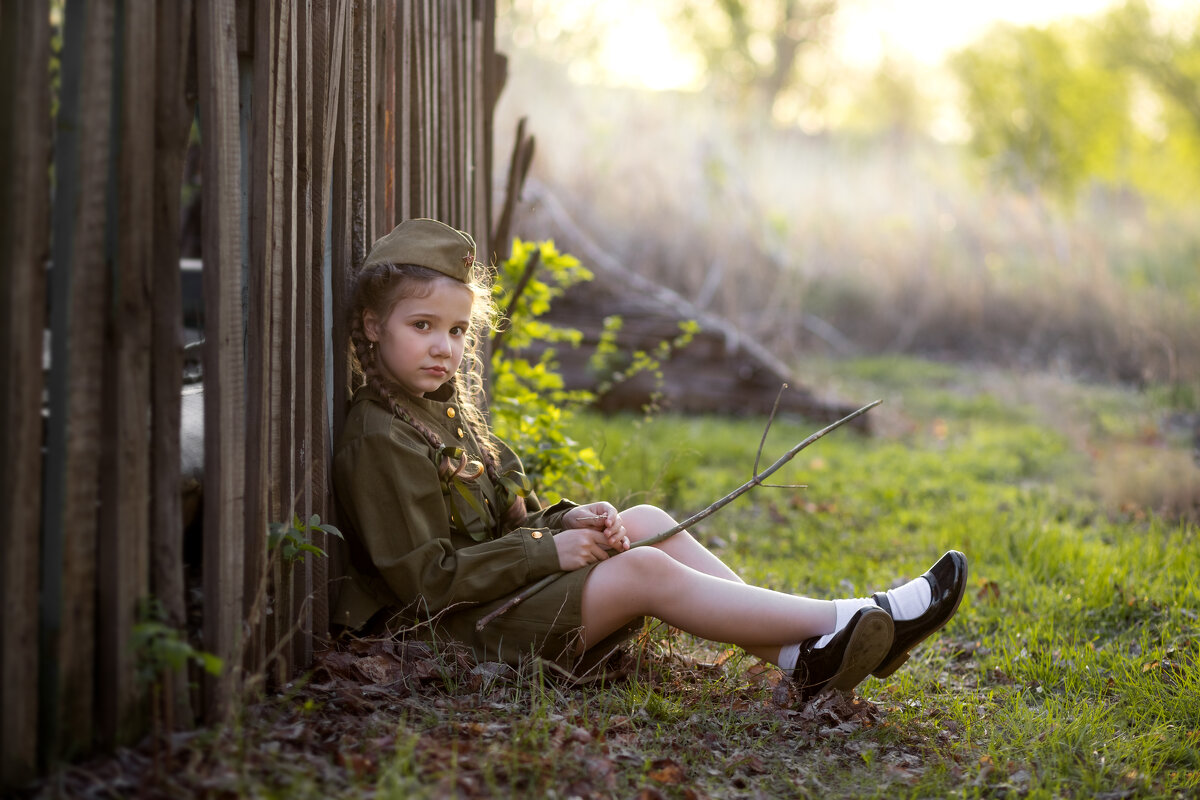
left=347, top=261, right=527, bottom=528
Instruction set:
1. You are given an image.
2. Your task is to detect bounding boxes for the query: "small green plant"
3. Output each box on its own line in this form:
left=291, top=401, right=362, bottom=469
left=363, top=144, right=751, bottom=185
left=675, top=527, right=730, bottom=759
left=132, top=596, right=222, bottom=685
left=490, top=238, right=697, bottom=499
left=589, top=315, right=699, bottom=417
left=267, top=513, right=344, bottom=564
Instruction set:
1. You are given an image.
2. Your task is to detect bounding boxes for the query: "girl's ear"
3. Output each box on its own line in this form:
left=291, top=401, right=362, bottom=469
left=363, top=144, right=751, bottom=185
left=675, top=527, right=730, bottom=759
left=362, top=309, right=381, bottom=342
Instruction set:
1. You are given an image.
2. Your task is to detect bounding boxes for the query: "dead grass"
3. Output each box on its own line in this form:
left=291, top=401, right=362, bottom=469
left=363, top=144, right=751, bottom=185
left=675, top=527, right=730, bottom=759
left=497, top=55, right=1200, bottom=388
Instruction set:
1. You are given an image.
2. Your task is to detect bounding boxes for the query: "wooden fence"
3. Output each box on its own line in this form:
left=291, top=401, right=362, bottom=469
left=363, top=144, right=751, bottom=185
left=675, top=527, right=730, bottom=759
left=0, top=0, right=504, bottom=788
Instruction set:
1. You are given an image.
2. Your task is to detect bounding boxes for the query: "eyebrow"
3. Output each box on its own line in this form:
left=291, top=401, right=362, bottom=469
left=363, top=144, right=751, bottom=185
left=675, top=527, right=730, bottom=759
left=402, top=309, right=470, bottom=327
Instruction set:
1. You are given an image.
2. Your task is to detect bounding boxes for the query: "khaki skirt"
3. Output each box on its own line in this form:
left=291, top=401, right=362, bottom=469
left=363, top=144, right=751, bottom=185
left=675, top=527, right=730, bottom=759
left=432, top=562, right=642, bottom=676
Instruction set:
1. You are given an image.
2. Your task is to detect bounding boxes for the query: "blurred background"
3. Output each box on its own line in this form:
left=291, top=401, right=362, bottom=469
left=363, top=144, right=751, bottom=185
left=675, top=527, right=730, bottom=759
left=491, top=0, right=1200, bottom=394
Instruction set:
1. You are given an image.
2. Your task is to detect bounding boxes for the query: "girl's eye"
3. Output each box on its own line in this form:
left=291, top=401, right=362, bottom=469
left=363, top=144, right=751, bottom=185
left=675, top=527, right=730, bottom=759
left=450, top=326, right=465, bottom=336
left=413, top=320, right=430, bottom=330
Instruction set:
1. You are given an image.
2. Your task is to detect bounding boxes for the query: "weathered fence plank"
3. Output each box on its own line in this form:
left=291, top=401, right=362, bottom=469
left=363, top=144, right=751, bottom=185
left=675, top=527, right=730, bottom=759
left=0, top=0, right=52, bottom=785
left=292, top=0, right=315, bottom=671
left=196, top=0, right=247, bottom=722
left=378, top=0, right=396, bottom=233
left=308, top=0, right=345, bottom=641
left=152, top=0, right=196, bottom=733
left=97, top=0, right=156, bottom=748
left=43, top=0, right=118, bottom=761
left=329, top=0, right=355, bottom=497
left=245, top=0, right=283, bottom=685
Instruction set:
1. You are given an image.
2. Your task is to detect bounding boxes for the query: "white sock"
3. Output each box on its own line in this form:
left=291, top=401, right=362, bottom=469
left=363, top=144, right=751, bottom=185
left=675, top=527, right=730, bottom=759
left=812, top=577, right=932, bottom=648
left=778, top=642, right=800, bottom=674
left=814, top=598, right=875, bottom=648
left=882, top=576, right=932, bottom=621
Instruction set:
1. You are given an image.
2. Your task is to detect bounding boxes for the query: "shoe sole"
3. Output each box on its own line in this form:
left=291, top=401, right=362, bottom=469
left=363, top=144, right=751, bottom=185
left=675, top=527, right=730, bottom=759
left=873, top=554, right=969, bottom=679
left=815, top=609, right=895, bottom=699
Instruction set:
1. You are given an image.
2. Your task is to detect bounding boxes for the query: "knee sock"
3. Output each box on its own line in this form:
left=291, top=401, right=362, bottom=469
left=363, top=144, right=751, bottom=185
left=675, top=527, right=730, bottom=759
left=813, top=575, right=932, bottom=648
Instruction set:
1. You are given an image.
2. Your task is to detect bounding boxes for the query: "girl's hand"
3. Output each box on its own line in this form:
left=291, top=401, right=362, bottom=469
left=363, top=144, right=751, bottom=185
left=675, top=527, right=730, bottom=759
left=563, top=503, right=629, bottom=552
left=554, top=527, right=616, bottom=571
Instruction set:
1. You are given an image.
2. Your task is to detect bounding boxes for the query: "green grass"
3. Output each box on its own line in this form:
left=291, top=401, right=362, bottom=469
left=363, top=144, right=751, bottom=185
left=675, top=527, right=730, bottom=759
left=563, top=357, right=1200, bottom=798
left=35, top=358, right=1198, bottom=799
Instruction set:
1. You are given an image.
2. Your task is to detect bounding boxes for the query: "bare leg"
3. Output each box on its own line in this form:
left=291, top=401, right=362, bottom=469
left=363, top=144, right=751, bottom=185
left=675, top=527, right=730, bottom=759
left=616, top=504, right=782, bottom=662
left=620, top=504, right=742, bottom=582
left=579, top=546, right=836, bottom=663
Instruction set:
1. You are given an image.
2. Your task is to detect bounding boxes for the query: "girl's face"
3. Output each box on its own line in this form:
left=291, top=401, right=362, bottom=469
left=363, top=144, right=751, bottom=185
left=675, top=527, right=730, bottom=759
left=363, top=277, right=475, bottom=397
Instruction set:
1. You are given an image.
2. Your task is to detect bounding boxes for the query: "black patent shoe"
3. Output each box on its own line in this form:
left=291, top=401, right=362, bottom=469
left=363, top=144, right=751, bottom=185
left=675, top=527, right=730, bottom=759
left=791, top=606, right=894, bottom=704
left=871, top=550, right=968, bottom=678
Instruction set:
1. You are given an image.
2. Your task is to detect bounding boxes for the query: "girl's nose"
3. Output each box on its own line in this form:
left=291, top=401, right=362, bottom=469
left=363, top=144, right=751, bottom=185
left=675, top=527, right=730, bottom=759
left=430, top=332, right=452, bottom=356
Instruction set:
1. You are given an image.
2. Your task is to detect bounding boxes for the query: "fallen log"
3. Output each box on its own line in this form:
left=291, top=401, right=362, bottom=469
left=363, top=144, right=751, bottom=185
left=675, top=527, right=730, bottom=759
left=510, top=179, right=866, bottom=427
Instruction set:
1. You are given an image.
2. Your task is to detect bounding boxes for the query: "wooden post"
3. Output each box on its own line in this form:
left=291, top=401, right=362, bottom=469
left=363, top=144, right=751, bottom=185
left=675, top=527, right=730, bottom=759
left=308, top=0, right=346, bottom=641
left=245, top=0, right=282, bottom=684
left=97, top=0, right=156, bottom=748
left=0, top=0, right=51, bottom=786
left=329, top=0, right=356, bottom=511
left=42, top=0, right=117, bottom=762
left=152, top=0, right=196, bottom=732
left=292, top=0, right=315, bottom=670
left=196, top=0, right=247, bottom=723
left=377, top=0, right=396, bottom=233
left=397, top=0, right=413, bottom=222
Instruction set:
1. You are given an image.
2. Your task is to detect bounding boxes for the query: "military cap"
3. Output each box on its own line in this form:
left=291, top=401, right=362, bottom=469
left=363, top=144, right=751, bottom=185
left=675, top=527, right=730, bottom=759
left=363, top=218, right=476, bottom=282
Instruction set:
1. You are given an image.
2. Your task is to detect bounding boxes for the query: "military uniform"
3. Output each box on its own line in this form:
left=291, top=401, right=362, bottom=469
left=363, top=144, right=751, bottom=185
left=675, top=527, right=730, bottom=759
left=333, top=383, right=635, bottom=670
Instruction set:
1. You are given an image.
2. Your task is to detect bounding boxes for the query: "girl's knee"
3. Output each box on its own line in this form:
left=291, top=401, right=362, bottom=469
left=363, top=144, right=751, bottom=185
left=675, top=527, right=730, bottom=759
left=592, top=546, right=677, bottom=594
left=621, top=504, right=676, bottom=543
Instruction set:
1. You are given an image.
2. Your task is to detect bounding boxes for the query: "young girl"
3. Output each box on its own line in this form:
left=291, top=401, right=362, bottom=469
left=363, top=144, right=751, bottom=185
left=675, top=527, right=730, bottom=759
left=332, top=218, right=967, bottom=703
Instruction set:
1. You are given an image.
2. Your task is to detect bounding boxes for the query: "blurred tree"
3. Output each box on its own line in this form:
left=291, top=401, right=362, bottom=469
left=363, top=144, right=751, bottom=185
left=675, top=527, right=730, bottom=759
left=841, top=55, right=931, bottom=145
left=670, top=0, right=838, bottom=124
left=497, top=0, right=608, bottom=68
left=1096, top=0, right=1200, bottom=199
left=950, top=22, right=1134, bottom=201
left=1100, top=1, right=1200, bottom=132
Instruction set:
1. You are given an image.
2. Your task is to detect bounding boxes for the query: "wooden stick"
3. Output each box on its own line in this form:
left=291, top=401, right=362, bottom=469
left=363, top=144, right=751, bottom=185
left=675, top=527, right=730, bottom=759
left=476, top=398, right=881, bottom=631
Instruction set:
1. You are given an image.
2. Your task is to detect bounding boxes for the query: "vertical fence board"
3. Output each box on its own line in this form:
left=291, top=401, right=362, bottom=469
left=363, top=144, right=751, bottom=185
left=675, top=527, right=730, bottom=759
left=151, top=0, right=195, bottom=732
left=196, top=0, right=247, bottom=723
left=0, top=0, right=51, bottom=786
left=308, top=0, right=343, bottom=641
left=376, top=2, right=393, bottom=233
left=264, top=0, right=291, bottom=684
left=274, top=0, right=299, bottom=683
left=97, top=0, right=156, bottom=748
left=398, top=1, right=413, bottom=221
left=482, top=0, right=499, bottom=261
left=42, top=0, right=118, bottom=761
left=245, top=0, right=282, bottom=683
left=351, top=0, right=370, bottom=261
left=329, top=0, right=355, bottom=499
left=292, top=0, right=315, bottom=670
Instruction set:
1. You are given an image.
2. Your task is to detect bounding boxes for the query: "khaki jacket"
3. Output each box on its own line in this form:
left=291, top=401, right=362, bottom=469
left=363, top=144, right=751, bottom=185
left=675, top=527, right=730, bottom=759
left=331, top=384, right=574, bottom=634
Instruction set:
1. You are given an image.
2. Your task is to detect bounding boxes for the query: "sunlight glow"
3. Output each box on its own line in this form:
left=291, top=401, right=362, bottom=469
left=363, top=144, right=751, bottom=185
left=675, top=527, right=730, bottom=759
left=574, top=0, right=1193, bottom=90
left=586, top=1, right=704, bottom=91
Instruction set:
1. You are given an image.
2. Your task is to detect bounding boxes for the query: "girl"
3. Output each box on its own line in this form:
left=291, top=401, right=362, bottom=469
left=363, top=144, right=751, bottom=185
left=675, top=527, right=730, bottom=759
left=332, top=218, right=967, bottom=703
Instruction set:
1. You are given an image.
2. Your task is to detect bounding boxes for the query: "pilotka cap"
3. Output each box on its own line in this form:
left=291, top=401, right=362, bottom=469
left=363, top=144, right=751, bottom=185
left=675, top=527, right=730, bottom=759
left=363, top=218, right=476, bottom=282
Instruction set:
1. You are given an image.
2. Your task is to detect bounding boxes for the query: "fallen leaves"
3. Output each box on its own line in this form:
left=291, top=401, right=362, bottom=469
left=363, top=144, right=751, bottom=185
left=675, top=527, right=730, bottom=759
left=12, top=633, right=972, bottom=800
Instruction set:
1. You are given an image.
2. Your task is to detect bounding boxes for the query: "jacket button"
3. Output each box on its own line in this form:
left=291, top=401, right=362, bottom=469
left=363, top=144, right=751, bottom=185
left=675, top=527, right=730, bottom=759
left=531, top=530, right=543, bottom=539
left=456, top=427, right=464, bottom=438
left=446, top=407, right=456, bottom=419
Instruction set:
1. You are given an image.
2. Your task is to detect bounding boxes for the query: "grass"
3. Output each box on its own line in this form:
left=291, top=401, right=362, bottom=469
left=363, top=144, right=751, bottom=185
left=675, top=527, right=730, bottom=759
left=25, top=358, right=1199, bottom=799
left=568, top=356, right=1199, bottom=797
